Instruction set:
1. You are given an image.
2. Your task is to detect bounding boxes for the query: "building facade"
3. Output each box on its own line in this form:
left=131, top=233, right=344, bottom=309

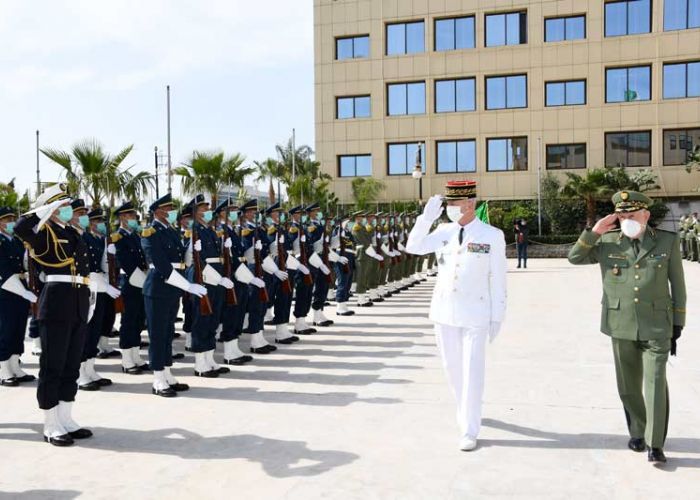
left=314, top=0, right=700, bottom=205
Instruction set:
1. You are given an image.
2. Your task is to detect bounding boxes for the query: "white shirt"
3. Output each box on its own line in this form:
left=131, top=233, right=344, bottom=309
left=406, top=215, right=507, bottom=328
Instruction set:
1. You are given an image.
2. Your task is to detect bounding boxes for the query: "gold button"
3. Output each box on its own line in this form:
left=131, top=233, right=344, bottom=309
left=634, top=298, right=639, bottom=303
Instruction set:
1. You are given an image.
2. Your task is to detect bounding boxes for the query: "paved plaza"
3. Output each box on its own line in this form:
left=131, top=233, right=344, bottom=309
left=0, top=259, right=698, bottom=499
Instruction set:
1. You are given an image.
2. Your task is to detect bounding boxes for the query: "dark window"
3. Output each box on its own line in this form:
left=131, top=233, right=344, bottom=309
left=546, top=144, right=587, bottom=169
left=485, top=11, right=527, bottom=46
left=605, top=0, right=651, bottom=37
left=487, top=137, right=528, bottom=171
left=663, top=128, right=700, bottom=165
left=336, top=96, right=371, bottom=119
left=386, top=21, right=425, bottom=55
left=338, top=155, right=372, bottom=177
left=387, top=82, right=426, bottom=115
left=486, top=74, right=527, bottom=109
left=605, top=131, right=652, bottom=167
left=664, top=0, right=700, bottom=30
left=388, top=143, right=426, bottom=175
left=545, top=15, right=586, bottom=41
left=435, top=16, right=476, bottom=51
left=605, top=66, right=651, bottom=102
left=545, top=80, right=586, bottom=106
left=436, top=140, right=476, bottom=173
left=336, top=36, right=370, bottom=60
left=435, top=78, right=476, bottom=113
left=663, top=61, right=700, bottom=99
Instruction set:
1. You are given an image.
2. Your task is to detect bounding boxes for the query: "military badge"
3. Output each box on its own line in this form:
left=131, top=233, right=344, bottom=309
left=467, top=243, right=490, bottom=254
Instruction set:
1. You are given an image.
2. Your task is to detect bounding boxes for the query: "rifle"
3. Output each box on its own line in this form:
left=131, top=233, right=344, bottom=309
left=253, top=212, right=270, bottom=302
left=278, top=220, right=293, bottom=295
left=24, top=243, right=39, bottom=317
left=298, top=218, right=314, bottom=286
left=221, top=226, right=238, bottom=306
left=106, top=232, right=125, bottom=314
left=321, top=218, right=332, bottom=284
left=390, top=216, right=402, bottom=264
left=191, top=225, right=213, bottom=316
left=338, top=220, right=350, bottom=273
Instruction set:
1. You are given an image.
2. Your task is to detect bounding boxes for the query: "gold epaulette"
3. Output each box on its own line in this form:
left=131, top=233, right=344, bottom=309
left=365, top=225, right=373, bottom=232
left=308, top=225, right=316, bottom=233
left=110, top=232, right=122, bottom=243
left=289, top=226, right=299, bottom=234
left=184, top=229, right=192, bottom=239
left=216, top=229, right=224, bottom=238
left=352, top=224, right=361, bottom=232
left=142, top=227, right=156, bottom=238
left=267, top=226, right=277, bottom=236
left=241, top=228, right=253, bottom=237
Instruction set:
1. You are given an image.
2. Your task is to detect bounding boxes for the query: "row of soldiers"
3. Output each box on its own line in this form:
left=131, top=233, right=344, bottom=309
left=679, top=213, right=700, bottom=261
left=0, top=183, right=436, bottom=446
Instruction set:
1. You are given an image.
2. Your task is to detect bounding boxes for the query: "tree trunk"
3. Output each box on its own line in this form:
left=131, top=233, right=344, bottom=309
left=586, top=196, right=597, bottom=227
left=269, top=178, right=276, bottom=204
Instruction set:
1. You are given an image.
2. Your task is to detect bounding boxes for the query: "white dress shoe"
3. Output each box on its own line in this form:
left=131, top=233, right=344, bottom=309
left=459, top=436, right=477, bottom=451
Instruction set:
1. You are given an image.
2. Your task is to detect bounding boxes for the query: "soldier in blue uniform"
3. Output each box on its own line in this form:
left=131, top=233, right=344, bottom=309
left=185, top=194, right=232, bottom=378
left=288, top=206, right=315, bottom=334
left=239, top=199, right=276, bottom=353
left=15, top=184, right=93, bottom=446
left=142, top=194, right=202, bottom=397
left=305, top=203, right=334, bottom=327
left=109, top=201, right=149, bottom=374
left=0, top=206, right=37, bottom=386
left=331, top=213, right=355, bottom=317
left=215, top=199, right=254, bottom=365
left=178, top=205, right=194, bottom=351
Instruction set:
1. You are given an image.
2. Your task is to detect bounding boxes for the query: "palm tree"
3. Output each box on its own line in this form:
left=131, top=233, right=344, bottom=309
left=41, top=139, right=137, bottom=208
left=174, top=151, right=252, bottom=207
left=561, top=168, right=614, bottom=226
left=275, top=138, right=315, bottom=182
left=254, top=158, right=285, bottom=204
left=351, top=178, right=386, bottom=210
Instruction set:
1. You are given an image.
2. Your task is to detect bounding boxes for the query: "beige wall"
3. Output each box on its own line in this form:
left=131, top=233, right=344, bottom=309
left=314, top=0, right=700, bottom=204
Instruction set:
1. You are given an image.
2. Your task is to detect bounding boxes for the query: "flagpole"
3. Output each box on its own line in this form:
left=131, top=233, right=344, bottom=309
left=537, top=137, right=542, bottom=237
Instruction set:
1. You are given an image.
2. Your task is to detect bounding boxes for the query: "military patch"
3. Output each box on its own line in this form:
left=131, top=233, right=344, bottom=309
left=308, top=226, right=316, bottom=233
left=267, top=227, right=277, bottom=235
left=467, top=243, right=490, bottom=254
left=289, top=226, right=299, bottom=234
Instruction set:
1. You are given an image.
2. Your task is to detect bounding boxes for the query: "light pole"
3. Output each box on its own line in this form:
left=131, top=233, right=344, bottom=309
left=154, top=146, right=160, bottom=199
left=412, top=142, right=424, bottom=203
left=166, top=85, right=172, bottom=196
left=35, top=130, right=41, bottom=197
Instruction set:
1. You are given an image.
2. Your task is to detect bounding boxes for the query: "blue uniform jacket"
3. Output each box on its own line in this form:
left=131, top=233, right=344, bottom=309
left=113, top=227, right=147, bottom=277
left=0, top=233, right=26, bottom=301
left=141, top=220, right=186, bottom=299
left=186, top=222, right=224, bottom=282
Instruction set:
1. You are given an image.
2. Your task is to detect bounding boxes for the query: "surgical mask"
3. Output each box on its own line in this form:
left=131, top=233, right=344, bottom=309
left=58, top=206, right=73, bottom=223
left=390, top=218, right=395, bottom=225
left=361, top=217, right=367, bottom=226
left=620, top=218, right=644, bottom=239
left=4, top=222, right=15, bottom=235
left=187, top=220, right=194, bottom=229
left=78, top=215, right=90, bottom=228
left=280, top=213, right=287, bottom=223
left=266, top=217, right=274, bottom=225
left=446, top=206, right=463, bottom=223
left=166, top=210, right=178, bottom=224
left=202, top=210, right=213, bottom=223
left=379, top=218, right=385, bottom=225
left=96, top=222, right=107, bottom=235
left=371, top=219, right=377, bottom=227
left=301, top=215, right=308, bottom=223
left=346, top=221, right=354, bottom=231
left=228, top=212, right=239, bottom=223
left=135, top=225, right=143, bottom=234
left=127, top=219, right=139, bottom=230
left=316, top=212, right=324, bottom=221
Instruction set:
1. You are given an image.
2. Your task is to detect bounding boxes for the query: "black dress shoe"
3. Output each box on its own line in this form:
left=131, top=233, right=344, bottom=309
left=16, top=374, right=36, bottom=383
left=173, top=332, right=182, bottom=339
left=172, top=353, right=185, bottom=360
left=152, top=386, right=177, bottom=397
left=1, top=377, right=19, bottom=387
left=628, top=437, right=646, bottom=452
left=140, top=341, right=150, bottom=348
left=137, top=363, right=151, bottom=372
left=250, top=345, right=276, bottom=354
left=647, top=447, right=667, bottom=463
left=275, top=337, right=296, bottom=345
left=170, top=382, right=190, bottom=392
left=215, top=366, right=230, bottom=374
left=313, top=320, right=334, bottom=327
left=264, top=320, right=275, bottom=325
left=293, top=329, right=315, bottom=335
left=290, top=335, right=300, bottom=342
left=194, top=369, right=219, bottom=378
left=78, top=381, right=101, bottom=391
left=97, top=350, right=121, bottom=359
left=337, top=311, right=355, bottom=316
left=121, top=366, right=143, bottom=375
left=371, top=297, right=384, bottom=303
left=68, top=428, right=93, bottom=439
left=357, top=302, right=373, bottom=307
left=44, top=434, right=74, bottom=446
left=224, top=355, right=253, bottom=365
left=95, top=377, right=112, bottom=387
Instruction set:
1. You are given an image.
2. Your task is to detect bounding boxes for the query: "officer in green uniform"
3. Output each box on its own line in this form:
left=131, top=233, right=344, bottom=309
left=678, top=215, right=687, bottom=259
left=351, top=211, right=372, bottom=307
left=568, top=191, right=686, bottom=464
left=684, top=213, right=697, bottom=261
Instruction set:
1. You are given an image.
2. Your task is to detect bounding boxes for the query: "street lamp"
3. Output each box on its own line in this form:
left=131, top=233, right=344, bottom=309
left=412, top=142, right=423, bottom=202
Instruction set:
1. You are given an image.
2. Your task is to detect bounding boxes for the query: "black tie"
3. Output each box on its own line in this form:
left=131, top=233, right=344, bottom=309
left=458, top=227, right=464, bottom=245
left=632, top=239, right=640, bottom=257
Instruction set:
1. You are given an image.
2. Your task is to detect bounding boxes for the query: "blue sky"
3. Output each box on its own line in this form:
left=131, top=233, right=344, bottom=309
left=0, top=0, right=314, bottom=204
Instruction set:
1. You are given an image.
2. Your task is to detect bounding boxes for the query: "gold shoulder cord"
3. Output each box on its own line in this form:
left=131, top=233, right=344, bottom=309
left=29, top=224, right=77, bottom=282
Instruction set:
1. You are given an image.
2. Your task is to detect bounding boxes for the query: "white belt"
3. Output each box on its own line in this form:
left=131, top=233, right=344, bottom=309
left=343, top=249, right=356, bottom=255
left=205, top=257, right=223, bottom=264
left=45, top=275, right=90, bottom=286
left=149, top=263, right=186, bottom=270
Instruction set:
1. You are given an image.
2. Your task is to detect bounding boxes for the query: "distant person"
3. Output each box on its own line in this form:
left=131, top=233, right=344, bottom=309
left=514, top=219, right=529, bottom=268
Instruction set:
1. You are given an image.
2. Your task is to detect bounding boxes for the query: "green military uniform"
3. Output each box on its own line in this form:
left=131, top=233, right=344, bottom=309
left=351, top=212, right=373, bottom=305
left=684, top=214, right=697, bottom=261
left=678, top=215, right=687, bottom=259
left=568, top=191, right=686, bottom=457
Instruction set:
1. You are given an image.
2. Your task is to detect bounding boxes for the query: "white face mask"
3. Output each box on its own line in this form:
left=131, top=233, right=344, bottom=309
left=446, top=206, right=463, bottom=223
left=620, top=218, right=644, bottom=239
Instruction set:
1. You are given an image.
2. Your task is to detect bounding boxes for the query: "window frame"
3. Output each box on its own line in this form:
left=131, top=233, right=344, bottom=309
left=434, top=77, right=477, bottom=113
left=662, top=127, right=700, bottom=165
left=435, top=139, right=477, bottom=174
left=605, top=64, right=652, bottom=103
left=485, top=73, right=528, bottom=110
left=433, top=15, right=476, bottom=51
left=336, top=95, right=372, bottom=119
left=604, top=130, right=652, bottom=168
left=544, top=79, right=587, bottom=106
left=545, top=143, right=587, bottom=170
left=662, top=60, right=700, bottom=99
left=664, top=0, right=700, bottom=30
left=386, top=81, right=426, bottom=116
left=385, top=20, right=426, bottom=56
left=604, top=0, right=652, bottom=37
left=335, top=35, right=370, bottom=60
left=337, top=154, right=373, bottom=178
left=544, top=14, right=587, bottom=42
left=387, top=142, right=426, bottom=176
left=486, top=136, right=529, bottom=172
left=484, top=10, right=528, bottom=47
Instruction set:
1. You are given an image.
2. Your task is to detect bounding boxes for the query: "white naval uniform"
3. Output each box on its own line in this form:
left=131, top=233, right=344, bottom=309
left=406, top=215, right=507, bottom=439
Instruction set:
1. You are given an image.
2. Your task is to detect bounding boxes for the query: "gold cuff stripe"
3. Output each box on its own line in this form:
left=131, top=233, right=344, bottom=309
left=576, top=238, right=593, bottom=248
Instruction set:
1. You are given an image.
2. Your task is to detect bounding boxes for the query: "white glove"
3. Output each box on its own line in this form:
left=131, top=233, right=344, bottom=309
left=422, top=194, right=444, bottom=222
left=250, top=277, right=266, bottom=288
left=319, top=263, right=331, bottom=275
left=274, top=270, right=289, bottom=281
left=194, top=239, right=202, bottom=252
left=298, top=264, right=310, bottom=275
left=375, top=254, right=385, bottom=262
left=488, top=321, right=502, bottom=343
left=339, top=256, right=349, bottom=265
left=219, top=277, right=234, bottom=289
left=255, top=240, right=263, bottom=250
left=301, top=235, right=306, bottom=242
left=22, top=290, right=38, bottom=303
left=279, top=235, right=285, bottom=244
left=107, top=244, right=117, bottom=255
left=224, top=237, right=232, bottom=248
left=105, top=284, right=122, bottom=299
left=188, top=283, right=208, bottom=297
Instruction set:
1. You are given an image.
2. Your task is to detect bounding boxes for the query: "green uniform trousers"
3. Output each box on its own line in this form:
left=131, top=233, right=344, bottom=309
left=612, top=337, right=670, bottom=448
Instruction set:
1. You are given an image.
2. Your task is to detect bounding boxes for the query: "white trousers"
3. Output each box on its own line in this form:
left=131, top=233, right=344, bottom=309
left=434, top=323, right=488, bottom=439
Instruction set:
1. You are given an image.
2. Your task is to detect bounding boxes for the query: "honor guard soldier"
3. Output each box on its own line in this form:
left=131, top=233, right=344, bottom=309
left=179, top=202, right=194, bottom=351
left=110, top=201, right=149, bottom=374
left=15, top=184, right=94, bottom=446
left=406, top=180, right=507, bottom=452
left=142, top=194, right=202, bottom=397
left=365, top=212, right=385, bottom=303
left=0, top=206, right=37, bottom=386
left=185, top=195, right=232, bottom=378
left=288, top=206, right=315, bottom=334
left=331, top=214, right=354, bottom=316
left=568, top=191, right=687, bottom=463
left=239, top=199, right=276, bottom=353
left=304, top=203, right=334, bottom=327
left=684, top=212, right=698, bottom=261
left=351, top=211, right=373, bottom=307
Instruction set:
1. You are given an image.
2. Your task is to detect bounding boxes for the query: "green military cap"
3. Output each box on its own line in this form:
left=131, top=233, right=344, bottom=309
left=612, top=190, right=652, bottom=213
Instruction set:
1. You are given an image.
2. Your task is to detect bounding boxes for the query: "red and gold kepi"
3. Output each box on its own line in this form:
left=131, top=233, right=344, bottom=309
left=444, top=180, right=477, bottom=200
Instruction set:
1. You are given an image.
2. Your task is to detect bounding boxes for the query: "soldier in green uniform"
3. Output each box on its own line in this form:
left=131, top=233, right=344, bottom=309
left=351, top=211, right=373, bottom=307
left=684, top=213, right=697, bottom=261
left=678, top=215, right=688, bottom=259
left=568, top=191, right=686, bottom=464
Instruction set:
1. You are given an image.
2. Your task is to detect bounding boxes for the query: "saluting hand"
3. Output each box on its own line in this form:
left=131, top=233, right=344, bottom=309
left=592, top=213, right=618, bottom=235
left=422, top=195, right=444, bottom=223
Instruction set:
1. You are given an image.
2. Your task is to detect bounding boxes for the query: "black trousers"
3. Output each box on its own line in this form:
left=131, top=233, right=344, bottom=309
left=220, top=281, right=249, bottom=342
left=82, top=293, right=107, bottom=361
left=293, top=272, right=313, bottom=319
left=311, top=268, right=330, bottom=311
left=190, top=284, right=223, bottom=353
left=37, top=319, right=86, bottom=410
left=0, top=296, right=30, bottom=361
left=273, top=270, right=294, bottom=325
left=118, top=280, right=145, bottom=349
left=144, top=294, right=177, bottom=372
left=517, top=243, right=528, bottom=266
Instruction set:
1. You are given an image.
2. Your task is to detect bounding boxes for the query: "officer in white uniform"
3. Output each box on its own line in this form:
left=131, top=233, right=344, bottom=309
left=406, top=180, right=507, bottom=451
